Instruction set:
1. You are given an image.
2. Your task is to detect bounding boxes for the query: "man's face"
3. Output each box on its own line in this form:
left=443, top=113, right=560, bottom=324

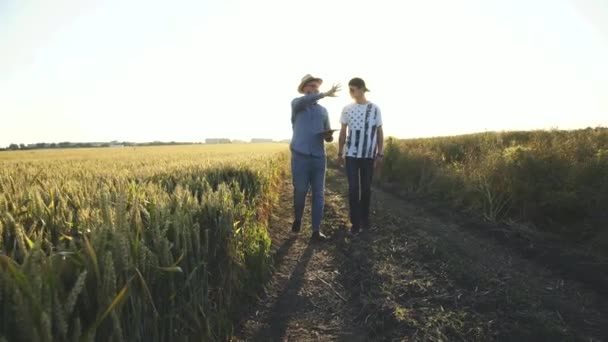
left=349, top=86, right=364, bottom=99
left=303, top=80, right=321, bottom=94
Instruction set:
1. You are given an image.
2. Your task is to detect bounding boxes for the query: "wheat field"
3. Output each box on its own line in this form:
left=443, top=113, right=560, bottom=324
left=0, top=144, right=288, bottom=342
left=373, top=127, right=608, bottom=243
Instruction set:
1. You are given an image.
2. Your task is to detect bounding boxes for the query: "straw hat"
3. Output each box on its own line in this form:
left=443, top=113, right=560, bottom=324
left=297, top=74, right=323, bottom=94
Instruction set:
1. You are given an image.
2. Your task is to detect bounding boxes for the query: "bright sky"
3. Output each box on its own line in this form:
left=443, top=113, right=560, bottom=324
left=1, top=0, right=607, bottom=147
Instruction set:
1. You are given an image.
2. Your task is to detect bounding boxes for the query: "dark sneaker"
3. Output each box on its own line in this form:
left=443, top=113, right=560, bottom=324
left=311, top=231, right=328, bottom=241
left=362, top=219, right=371, bottom=231
left=291, top=220, right=301, bottom=233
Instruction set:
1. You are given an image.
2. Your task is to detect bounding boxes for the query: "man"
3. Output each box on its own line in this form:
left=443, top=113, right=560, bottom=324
left=290, top=74, right=341, bottom=241
left=337, top=77, right=384, bottom=234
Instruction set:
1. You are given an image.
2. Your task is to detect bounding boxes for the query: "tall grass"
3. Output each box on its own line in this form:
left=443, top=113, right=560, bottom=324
left=376, top=127, right=608, bottom=240
left=0, top=145, right=288, bottom=341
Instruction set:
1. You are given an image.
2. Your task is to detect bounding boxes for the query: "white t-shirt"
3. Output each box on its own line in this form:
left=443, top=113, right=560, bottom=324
left=340, top=102, right=383, bottom=159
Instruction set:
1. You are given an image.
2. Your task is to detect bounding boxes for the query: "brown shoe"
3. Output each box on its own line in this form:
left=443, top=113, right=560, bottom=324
left=291, top=220, right=301, bottom=233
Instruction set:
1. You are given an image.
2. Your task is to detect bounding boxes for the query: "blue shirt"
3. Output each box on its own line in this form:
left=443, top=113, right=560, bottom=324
left=290, top=93, right=331, bottom=157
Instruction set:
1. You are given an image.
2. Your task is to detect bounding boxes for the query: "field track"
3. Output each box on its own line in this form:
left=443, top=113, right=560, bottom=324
left=235, top=166, right=608, bottom=341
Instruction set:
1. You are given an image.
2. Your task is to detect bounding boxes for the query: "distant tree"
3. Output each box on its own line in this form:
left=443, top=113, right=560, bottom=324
left=19, top=143, right=26, bottom=150
left=9, top=144, right=19, bottom=150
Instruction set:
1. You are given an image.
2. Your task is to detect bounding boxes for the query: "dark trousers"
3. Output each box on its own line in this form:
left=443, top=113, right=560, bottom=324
left=345, top=157, right=374, bottom=228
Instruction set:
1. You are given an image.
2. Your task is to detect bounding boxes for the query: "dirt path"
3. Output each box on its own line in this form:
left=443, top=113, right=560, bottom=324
left=233, top=176, right=364, bottom=341
left=234, top=168, right=608, bottom=341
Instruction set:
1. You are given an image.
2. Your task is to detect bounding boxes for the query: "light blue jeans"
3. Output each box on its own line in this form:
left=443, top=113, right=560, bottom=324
left=291, top=151, right=326, bottom=232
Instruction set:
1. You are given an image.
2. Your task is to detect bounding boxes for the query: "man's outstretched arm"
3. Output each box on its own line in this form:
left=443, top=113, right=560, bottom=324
left=291, top=84, right=342, bottom=115
left=291, top=93, right=326, bottom=114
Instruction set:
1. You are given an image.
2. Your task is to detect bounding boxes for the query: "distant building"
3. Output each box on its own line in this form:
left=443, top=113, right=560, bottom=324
left=250, top=138, right=274, bottom=143
left=205, top=138, right=231, bottom=144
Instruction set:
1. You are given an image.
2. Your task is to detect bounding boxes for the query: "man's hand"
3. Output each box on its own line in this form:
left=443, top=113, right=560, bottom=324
left=324, top=83, right=342, bottom=97
left=337, top=153, right=344, bottom=167
left=324, top=132, right=334, bottom=142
